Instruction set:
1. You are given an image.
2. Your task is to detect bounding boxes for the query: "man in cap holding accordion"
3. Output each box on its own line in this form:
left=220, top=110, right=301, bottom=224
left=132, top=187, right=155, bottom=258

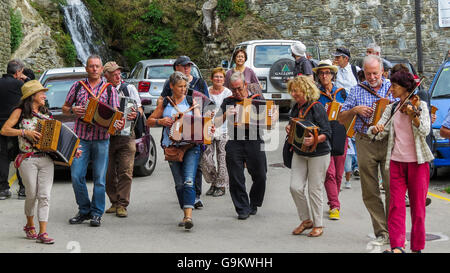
left=103, top=61, right=143, bottom=218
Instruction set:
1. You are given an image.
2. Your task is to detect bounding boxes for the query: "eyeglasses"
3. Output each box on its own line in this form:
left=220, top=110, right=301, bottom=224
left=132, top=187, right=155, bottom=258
left=230, top=86, right=244, bottom=92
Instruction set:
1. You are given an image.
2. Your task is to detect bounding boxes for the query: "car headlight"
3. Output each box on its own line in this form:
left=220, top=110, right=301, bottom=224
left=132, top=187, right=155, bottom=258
left=433, top=129, right=446, bottom=140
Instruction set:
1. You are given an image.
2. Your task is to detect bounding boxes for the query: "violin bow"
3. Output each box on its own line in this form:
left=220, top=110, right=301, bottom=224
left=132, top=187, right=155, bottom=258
left=371, top=77, right=424, bottom=142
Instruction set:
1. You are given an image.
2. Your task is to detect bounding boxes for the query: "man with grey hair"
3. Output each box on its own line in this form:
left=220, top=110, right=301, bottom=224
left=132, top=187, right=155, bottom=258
left=338, top=54, right=395, bottom=246
left=332, top=47, right=361, bottom=93
left=0, top=59, right=26, bottom=200
left=366, top=43, right=381, bottom=56
left=217, top=71, right=267, bottom=220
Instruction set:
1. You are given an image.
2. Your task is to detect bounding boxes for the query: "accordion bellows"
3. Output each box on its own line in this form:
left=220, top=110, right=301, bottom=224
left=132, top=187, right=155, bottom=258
left=83, top=97, right=124, bottom=135
left=287, top=118, right=319, bottom=153
left=234, top=98, right=277, bottom=129
left=34, top=120, right=80, bottom=166
left=169, top=115, right=212, bottom=145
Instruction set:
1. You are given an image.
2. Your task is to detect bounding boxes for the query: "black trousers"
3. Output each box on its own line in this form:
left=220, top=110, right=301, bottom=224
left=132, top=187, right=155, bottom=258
left=0, top=135, right=10, bottom=191
left=225, top=140, right=267, bottom=215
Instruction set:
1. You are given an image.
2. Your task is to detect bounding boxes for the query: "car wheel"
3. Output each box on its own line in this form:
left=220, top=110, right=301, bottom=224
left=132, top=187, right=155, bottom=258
left=134, top=135, right=157, bottom=177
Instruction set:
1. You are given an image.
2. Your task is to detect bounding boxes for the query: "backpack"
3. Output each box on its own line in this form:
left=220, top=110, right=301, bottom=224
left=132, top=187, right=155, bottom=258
left=351, top=65, right=360, bottom=83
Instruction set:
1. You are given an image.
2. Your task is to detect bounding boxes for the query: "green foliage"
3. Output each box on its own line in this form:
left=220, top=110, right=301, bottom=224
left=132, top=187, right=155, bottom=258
left=217, top=0, right=247, bottom=21
left=217, top=0, right=232, bottom=21
left=445, top=187, right=450, bottom=194
left=141, top=2, right=163, bottom=24
left=61, top=34, right=77, bottom=66
left=10, top=9, right=23, bottom=53
left=143, top=27, right=177, bottom=57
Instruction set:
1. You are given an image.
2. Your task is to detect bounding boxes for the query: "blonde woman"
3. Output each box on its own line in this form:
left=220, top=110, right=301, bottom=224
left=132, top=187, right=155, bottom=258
left=286, top=76, right=331, bottom=237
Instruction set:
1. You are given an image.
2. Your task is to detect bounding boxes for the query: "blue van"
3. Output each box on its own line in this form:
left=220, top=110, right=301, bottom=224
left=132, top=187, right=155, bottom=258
left=429, top=57, right=450, bottom=177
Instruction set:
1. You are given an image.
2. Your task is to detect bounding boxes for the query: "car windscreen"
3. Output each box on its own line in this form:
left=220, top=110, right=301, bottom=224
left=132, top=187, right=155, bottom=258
left=254, top=45, right=294, bottom=68
left=44, top=78, right=81, bottom=109
left=145, top=65, right=201, bottom=79
left=431, top=65, right=450, bottom=98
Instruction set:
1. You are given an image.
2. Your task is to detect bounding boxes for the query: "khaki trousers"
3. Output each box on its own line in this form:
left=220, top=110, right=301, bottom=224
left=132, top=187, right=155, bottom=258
left=290, top=153, right=330, bottom=227
left=106, top=135, right=136, bottom=208
left=355, top=133, right=390, bottom=237
left=18, top=155, right=54, bottom=222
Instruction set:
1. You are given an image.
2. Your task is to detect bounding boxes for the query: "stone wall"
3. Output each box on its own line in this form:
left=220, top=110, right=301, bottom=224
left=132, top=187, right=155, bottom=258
left=0, top=0, right=11, bottom=74
left=247, top=0, right=450, bottom=88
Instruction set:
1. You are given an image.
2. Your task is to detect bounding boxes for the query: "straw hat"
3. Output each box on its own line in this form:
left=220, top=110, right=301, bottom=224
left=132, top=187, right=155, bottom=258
left=21, top=80, right=48, bottom=100
left=312, top=59, right=339, bottom=74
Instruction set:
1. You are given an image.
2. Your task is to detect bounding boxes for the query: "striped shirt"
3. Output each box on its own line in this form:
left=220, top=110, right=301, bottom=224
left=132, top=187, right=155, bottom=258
left=65, top=78, right=119, bottom=141
left=340, top=78, right=395, bottom=133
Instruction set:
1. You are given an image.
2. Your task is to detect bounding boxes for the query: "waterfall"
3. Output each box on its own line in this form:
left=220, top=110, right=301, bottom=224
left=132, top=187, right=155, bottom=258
left=62, top=0, right=110, bottom=65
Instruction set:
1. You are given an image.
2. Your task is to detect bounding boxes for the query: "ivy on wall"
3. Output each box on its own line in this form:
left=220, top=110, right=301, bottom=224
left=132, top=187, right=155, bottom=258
left=10, top=9, right=23, bottom=53
left=217, top=0, right=247, bottom=21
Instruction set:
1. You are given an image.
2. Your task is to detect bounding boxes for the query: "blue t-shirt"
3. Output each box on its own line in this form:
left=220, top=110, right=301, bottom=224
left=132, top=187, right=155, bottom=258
left=161, top=97, right=192, bottom=147
left=443, top=108, right=450, bottom=129
left=318, top=85, right=347, bottom=106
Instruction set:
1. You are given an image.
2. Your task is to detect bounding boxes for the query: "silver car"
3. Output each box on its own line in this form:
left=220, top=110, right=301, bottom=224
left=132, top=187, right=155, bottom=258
left=124, top=59, right=204, bottom=115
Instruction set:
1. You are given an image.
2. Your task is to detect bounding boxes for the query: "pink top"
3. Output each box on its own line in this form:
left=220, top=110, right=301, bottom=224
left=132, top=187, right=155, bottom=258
left=390, top=104, right=417, bottom=162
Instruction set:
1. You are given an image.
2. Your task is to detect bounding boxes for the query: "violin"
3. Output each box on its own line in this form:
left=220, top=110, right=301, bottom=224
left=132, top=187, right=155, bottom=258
left=399, top=94, right=422, bottom=118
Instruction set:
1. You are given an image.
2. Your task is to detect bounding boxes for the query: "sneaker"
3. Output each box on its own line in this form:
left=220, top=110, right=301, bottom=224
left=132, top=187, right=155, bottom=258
left=18, top=187, right=26, bottom=199
left=426, top=197, right=432, bottom=207
left=249, top=206, right=257, bottom=215
left=194, top=199, right=204, bottom=209
left=69, top=213, right=91, bottom=224
left=205, top=186, right=216, bottom=196
left=105, top=204, right=117, bottom=214
left=90, top=215, right=102, bottom=227
left=0, top=189, right=11, bottom=200
left=353, top=169, right=360, bottom=177
left=116, top=206, right=128, bottom=218
left=329, top=208, right=340, bottom=220
left=371, top=234, right=390, bottom=246
left=345, top=181, right=351, bottom=189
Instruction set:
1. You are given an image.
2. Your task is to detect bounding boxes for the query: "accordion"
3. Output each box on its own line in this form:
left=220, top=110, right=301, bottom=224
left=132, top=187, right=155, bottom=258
left=431, top=105, right=438, bottom=115
left=82, top=97, right=124, bottom=135
left=367, top=98, right=390, bottom=126
left=287, top=118, right=319, bottom=153
left=234, top=98, right=277, bottom=129
left=34, top=120, right=80, bottom=166
left=116, top=96, right=138, bottom=136
left=324, top=101, right=342, bottom=121
left=169, top=114, right=213, bottom=145
left=343, top=116, right=357, bottom=138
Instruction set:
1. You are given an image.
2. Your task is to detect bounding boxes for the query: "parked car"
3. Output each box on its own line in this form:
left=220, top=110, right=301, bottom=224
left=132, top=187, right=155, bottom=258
left=222, top=40, right=320, bottom=113
left=428, top=57, right=450, bottom=177
left=124, top=59, right=204, bottom=115
left=39, top=68, right=157, bottom=177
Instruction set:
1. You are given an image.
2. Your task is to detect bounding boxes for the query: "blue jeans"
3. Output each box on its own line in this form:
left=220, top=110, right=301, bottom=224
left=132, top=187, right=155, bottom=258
left=71, top=139, right=109, bottom=217
left=168, top=145, right=201, bottom=209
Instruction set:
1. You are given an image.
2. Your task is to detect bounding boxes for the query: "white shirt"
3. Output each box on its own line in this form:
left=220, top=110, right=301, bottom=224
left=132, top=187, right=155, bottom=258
left=335, top=63, right=360, bottom=94
left=116, top=82, right=142, bottom=108
left=209, top=86, right=232, bottom=138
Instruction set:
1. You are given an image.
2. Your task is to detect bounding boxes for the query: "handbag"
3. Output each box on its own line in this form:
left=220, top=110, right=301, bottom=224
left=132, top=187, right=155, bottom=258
left=329, top=120, right=347, bottom=156
left=133, top=112, right=146, bottom=139
left=164, top=144, right=194, bottom=162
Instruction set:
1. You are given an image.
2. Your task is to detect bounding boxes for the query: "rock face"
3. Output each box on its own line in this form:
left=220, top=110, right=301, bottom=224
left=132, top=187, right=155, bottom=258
left=0, top=0, right=11, bottom=74
left=9, top=0, right=64, bottom=73
left=247, top=0, right=450, bottom=86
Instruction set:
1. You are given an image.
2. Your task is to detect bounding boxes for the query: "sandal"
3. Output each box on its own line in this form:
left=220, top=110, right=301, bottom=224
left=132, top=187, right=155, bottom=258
left=307, top=227, right=323, bottom=237
left=292, top=220, right=313, bottom=235
left=23, top=225, right=37, bottom=240
left=184, top=217, right=194, bottom=230
left=36, top=233, right=55, bottom=244
left=383, top=247, right=405, bottom=253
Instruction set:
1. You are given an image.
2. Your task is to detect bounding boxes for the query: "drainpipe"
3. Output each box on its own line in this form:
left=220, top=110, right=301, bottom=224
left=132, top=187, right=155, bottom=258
left=415, top=0, right=423, bottom=74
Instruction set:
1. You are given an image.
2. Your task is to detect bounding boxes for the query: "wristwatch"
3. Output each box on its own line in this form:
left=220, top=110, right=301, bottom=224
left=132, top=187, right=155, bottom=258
left=70, top=107, right=74, bottom=115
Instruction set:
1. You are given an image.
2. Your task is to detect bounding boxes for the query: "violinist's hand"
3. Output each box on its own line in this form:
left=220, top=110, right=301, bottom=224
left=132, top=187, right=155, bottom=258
left=371, top=124, right=384, bottom=134
left=303, top=132, right=314, bottom=147
left=404, top=104, right=417, bottom=119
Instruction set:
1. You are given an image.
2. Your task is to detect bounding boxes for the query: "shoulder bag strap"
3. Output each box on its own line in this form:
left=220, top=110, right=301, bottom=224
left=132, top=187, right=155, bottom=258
left=358, top=83, right=382, bottom=99
left=299, top=101, right=320, bottom=119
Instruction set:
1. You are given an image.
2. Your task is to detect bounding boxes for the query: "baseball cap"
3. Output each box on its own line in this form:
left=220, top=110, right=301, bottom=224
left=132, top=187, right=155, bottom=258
left=173, top=56, right=194, bottom=70
left=103, top=61, right=123, bottom=73
left=332, top=47, right=351, bottom=58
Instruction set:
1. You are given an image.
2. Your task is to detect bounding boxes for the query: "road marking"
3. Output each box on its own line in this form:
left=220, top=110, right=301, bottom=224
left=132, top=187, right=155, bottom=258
left=428, top=192, right=450, bottom=202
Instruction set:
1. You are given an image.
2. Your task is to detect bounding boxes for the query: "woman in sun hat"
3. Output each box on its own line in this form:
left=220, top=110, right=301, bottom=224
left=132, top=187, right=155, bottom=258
left=1, top=80, right=81, bottom=244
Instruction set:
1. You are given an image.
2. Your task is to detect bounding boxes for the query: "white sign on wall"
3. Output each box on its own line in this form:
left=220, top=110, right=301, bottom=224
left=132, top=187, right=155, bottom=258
left=439, top=0, right=450, bottom=27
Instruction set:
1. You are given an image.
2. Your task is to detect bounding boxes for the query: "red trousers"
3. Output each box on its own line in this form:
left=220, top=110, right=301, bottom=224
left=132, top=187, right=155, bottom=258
left=388, top=160, right=429, bottom=251
left=325, top=138, right=348, bottom=210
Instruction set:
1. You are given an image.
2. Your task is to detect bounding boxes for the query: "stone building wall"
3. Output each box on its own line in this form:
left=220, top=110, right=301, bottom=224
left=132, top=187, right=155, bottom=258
left=247, top=0, right=450, bottom=88
left=0, top=0, right=11, bottom=74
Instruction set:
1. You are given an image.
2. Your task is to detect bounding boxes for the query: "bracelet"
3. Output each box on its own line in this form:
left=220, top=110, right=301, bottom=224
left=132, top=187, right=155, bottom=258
left=21, top=129, right=25, bottom=137
left=156, top=119, right=159, bottom=125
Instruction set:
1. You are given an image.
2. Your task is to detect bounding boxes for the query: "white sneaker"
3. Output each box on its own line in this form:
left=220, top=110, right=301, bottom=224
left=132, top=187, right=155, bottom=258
left=371, top=235, right=390, bottom=246
left=345, top=181, right=351, bottom=189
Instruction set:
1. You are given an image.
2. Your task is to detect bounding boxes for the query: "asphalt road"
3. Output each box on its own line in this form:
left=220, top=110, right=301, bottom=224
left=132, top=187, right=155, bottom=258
left=1, top=120, right=449, bottom=253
